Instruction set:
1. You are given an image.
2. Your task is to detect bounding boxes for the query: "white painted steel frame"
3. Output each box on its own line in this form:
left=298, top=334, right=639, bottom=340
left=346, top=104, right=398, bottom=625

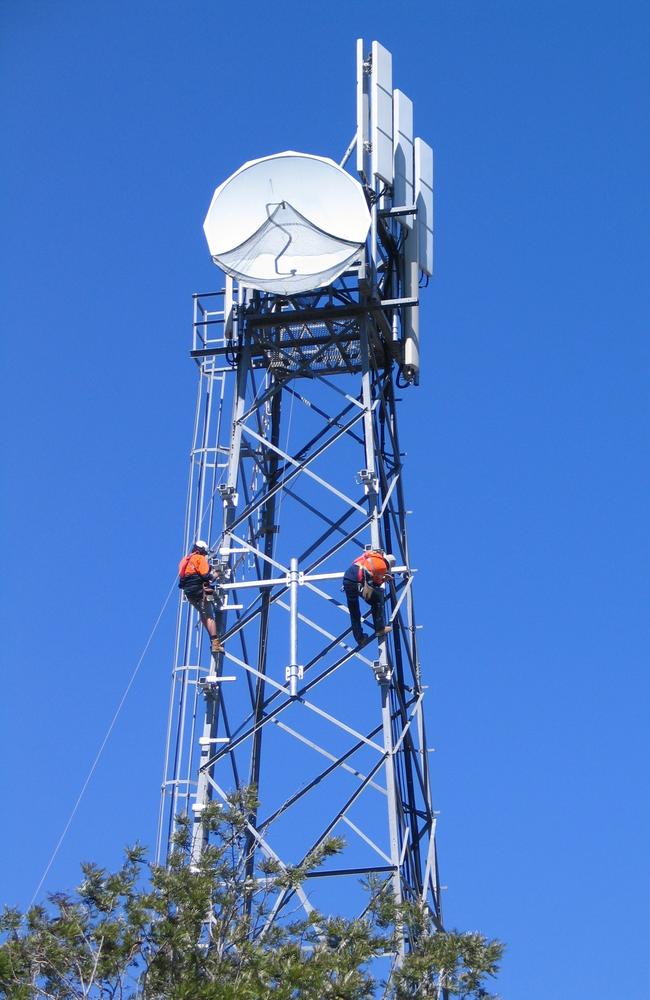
left=157, top=290, right=443, bottom=951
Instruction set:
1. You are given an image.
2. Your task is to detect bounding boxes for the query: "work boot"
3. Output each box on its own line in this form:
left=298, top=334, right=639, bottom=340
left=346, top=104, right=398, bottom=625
left=211, top=636, right=225, bottom=655
left=353, top=628, right=369, bottom=646
left=375, top=625, right=392, bottom=638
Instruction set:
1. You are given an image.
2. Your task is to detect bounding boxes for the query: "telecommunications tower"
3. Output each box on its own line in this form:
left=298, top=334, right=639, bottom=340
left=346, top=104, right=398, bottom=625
left=157, top=39, right=441, bottom=943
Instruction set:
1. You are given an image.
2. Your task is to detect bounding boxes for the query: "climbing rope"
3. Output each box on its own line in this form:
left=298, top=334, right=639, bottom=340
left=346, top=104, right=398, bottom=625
left=29, top=576, right=178, bottom=907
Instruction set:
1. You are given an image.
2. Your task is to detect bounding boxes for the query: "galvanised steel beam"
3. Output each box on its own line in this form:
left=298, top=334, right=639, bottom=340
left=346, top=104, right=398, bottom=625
left=158, top=278, right=443, bottom=947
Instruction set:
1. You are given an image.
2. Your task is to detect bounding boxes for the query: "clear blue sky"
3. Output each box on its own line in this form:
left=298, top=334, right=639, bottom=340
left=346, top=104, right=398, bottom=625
left=1, top=1, right=648, bottom=996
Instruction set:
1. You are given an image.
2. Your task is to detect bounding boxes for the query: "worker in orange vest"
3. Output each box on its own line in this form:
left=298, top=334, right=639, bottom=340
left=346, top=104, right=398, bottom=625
left=343, top=549, right=395, bottom=645
left=178, top=539, right=224, bottom=655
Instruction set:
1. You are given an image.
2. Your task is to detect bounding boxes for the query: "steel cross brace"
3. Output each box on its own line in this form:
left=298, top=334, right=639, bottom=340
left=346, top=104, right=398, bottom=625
left=159, top=280, right=443, bottom=940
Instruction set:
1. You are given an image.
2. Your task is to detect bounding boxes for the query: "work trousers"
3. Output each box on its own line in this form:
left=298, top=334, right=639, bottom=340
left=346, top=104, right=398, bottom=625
left=343, top=569, right=386, bottom=640
left=184, top=585, right=216, bottom=627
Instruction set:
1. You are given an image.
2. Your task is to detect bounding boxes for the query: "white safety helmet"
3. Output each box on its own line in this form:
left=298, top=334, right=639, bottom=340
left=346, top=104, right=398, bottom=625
left=385, top=553, right=396, bottom=568
left=194, top=539, right=209, bottom=552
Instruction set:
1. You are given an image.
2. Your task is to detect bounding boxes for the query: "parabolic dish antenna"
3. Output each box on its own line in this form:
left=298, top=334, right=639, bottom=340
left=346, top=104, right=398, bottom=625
left=203, top=151, right=371, bottom=295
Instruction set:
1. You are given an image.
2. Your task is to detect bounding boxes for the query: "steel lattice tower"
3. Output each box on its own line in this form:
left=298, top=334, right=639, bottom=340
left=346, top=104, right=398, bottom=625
left=157, top=38, right=442, bottom=947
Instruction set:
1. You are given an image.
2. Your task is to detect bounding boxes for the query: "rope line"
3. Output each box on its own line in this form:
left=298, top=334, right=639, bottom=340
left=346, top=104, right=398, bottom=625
left=32, top=365, right=275, bottom=898
left=29, top=576, right=177, bottom=907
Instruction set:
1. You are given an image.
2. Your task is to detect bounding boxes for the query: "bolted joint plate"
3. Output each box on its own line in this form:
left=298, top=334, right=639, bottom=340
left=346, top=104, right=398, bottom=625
left=217, top=484, right=238, bottom=506
left=372, top=660, right=392, bottom=684
left=357, top=468, right=379, bottom=494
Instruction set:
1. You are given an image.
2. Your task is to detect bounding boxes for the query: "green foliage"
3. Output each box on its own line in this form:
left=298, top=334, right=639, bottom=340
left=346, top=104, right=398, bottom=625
left=0, top=791, right=503, bottom=999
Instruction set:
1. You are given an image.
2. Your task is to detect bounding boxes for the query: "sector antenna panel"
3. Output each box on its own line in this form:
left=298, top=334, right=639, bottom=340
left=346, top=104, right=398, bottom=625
left=415, top=138, right=434, bottom=275
left=370, top=41, right=393, bottom=185
left=393, top=90, right=414, bottom=228
left=203, top=151, right=371, bottom=295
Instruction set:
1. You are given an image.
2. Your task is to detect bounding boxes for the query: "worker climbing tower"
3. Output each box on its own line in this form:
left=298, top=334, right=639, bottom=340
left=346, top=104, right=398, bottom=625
left=157, top=39, right=441, bottom=944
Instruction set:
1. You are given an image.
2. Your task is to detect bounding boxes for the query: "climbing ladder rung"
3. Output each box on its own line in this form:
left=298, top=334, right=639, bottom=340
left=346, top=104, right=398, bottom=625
left=199, top=736, right=230, bottom=746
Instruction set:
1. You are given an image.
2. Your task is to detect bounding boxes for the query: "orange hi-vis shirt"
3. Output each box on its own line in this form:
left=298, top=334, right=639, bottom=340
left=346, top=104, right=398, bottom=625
left=179, top=552, right=210, bottom=580
left=353, top=551, right=390, bottom=585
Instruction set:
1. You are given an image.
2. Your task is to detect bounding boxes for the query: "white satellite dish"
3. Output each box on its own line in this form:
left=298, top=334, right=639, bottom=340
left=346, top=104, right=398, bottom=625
left=203, top=151, right=371, bottom=295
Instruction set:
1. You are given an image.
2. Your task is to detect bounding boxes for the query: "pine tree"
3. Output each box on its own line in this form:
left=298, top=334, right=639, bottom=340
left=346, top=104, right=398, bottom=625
left=0, top=790, right=502, bottom=999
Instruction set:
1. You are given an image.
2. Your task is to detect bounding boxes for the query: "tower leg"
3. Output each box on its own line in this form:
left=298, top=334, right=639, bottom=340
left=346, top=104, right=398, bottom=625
left=159, top=285, right=443, bottom=947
